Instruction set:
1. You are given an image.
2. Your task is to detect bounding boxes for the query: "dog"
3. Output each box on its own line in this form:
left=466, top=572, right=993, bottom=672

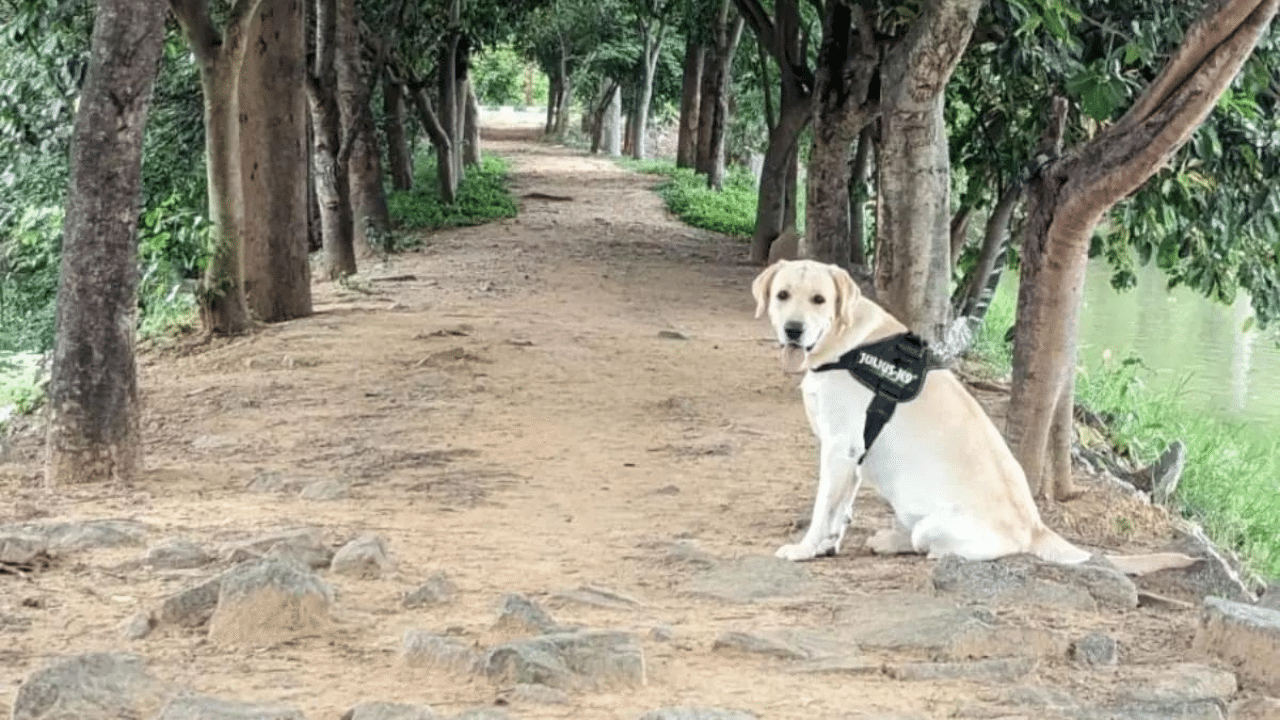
left=753, top=259, right=1196, bottom=575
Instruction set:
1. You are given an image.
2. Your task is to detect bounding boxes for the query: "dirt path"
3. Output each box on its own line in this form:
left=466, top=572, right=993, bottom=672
left=0, top=127, right=1225, bottom=719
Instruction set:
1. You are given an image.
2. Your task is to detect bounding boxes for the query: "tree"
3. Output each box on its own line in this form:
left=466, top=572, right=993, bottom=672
left=239, top=0, right=312, bottom=321
left=170, top=0, right=268, bottom=334
left=694, top=0, right=744, bottom=190
left=338, top=0, right=390, bottom=255
left=45, top=0, right=167, bottom=484
left=1006, top=0, right=1280, bottom=502
left=307, top=0, right=358, bottom=279
left=627, top=0, right=671, bottom=159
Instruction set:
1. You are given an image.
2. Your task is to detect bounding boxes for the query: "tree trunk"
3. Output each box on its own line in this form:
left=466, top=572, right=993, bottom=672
left=949, top=205, right=973, bottom=270
left=463, top=79, right=481, bottom=166
left=384, top=75, right=414, bottom=191
left=307, top=0, right=356, bottom=279
left=406, top=77, right=456, bottom=204
left=604, top=84, right=622, bottom=156
left=1007, top=0, right=1279, bottom=502
left=239, top=0, right=312, bottom=322
left=438, top=29, right=461, bottom=199
left=695, top=4, right=744, bottom=190
left=676, top=38, right=703, bottom=169
left=545, top=71, right=560, bottom=134
left=554, top=72, right=573, bottom=135
left=848, top=125, right=873, bottom=267
left=45, top=0, right=166, bottom=486
left=630, top=24, right=665, bottom=160
left=171, top=0, right=265, bottom=335
left=873, top=0, right=982, bottom=349
left=337, top=0, right=387, bottom=255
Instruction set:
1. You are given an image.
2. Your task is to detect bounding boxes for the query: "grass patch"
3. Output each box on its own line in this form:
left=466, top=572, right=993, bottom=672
left=965, top=278, right=1280, bottom=579
left=619, top=159, right=756, bottom=238
left=387, top=154, right=517, bottom=240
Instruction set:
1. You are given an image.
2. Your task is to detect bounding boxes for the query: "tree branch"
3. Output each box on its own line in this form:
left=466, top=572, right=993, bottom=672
left=731, top=0, right=777, bottom=55
left=169, top=0, right=219, bottom=65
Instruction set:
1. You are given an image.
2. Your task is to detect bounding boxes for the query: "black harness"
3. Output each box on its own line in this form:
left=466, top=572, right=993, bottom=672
left=811, top=332, right=933, bottom=463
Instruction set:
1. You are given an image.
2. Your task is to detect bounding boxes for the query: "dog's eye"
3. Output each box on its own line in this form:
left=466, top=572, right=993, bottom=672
left=812, top=294, right=826, bottom=305
left=776, top=290, right=790, bottom=301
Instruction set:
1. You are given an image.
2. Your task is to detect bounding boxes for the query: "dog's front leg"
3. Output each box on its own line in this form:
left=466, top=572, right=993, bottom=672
left=776, top=441, right=862, bottom=561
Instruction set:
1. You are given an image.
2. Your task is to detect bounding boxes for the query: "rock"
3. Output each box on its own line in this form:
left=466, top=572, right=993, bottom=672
left=682, top=554, right=815, bottom=603
left=1070, top=632, right=1119, bottom=666
left=637, top=709, right=757, bottom=720
left=657, top=330, right=688, bottom=340
left=932, top=554, right=1137, bottom=611
left=2, top=519, right=149, bottom=551
left=886, top=657, right=1037, bottom=683
left=497, top=683, right=571, bottom=705
left=157, top=695, right=307, bottom=719
left=0, top=533, right=47, bottom=564
left=1229, top=696, right=1280, bottom=719
left=330, top=535, right=393, bottom=579
left=480, top=629, right=646, bottom=690
left=452, top=711, right=513, bottom=720
left=1193, top=597, right=1280, bottom=694
left=401, top=630, right=481, bottom=673
left=663, top=540, right=717, bottom=569
left=245, top=471, right=311, bottom=494
left=491, top=594, right=563, bottom=636
left=1071, top=702, right=1224, bottom=720
left=712, top=628, right=849, bottom=661
left=120, top=611, right=156, bottom=640
left=1137, top=590, right=1196, bottom=611
left=225, top=528, right=332, bottom=570
left=841, top=593, right=1066, bottom=660
left=146, top=539, right=213, bottom=569
left=12, top=653, right=174, bottom=720
left=1258, top=583, right=1280, bottom=612
left=158, top=576, right=223, bottom=628
left=649, top=625, right=674, bottom=642
left=551, top=585, right=644, bottom=610
left=404, top=572, right=457, bottom=608
left=1112, top=663, right=1237, bottom=705
left=207, top=559, right=334, bottom=647
left=299, top=479, right=348, bottom=501
left=1144, top=522, right=1255, bottom=603
left=342, top=701, right=438, bottom=720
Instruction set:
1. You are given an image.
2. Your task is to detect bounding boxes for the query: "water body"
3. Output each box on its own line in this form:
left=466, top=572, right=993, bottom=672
left=1077, top=257, right=1280, bottom=430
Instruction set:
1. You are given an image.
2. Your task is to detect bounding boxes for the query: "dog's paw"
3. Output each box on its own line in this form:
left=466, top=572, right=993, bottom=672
left=775, top=543, right=819, bottom=562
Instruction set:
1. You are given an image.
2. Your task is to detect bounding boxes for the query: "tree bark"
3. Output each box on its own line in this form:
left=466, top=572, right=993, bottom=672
left=239, top=0, right=312, bottom=322
left=629, top=22, right=666, bottom=160
left=46, top=0, right=166, bottom=485
left=337, top=0, right=388, bottom=255
left=695, top=1, right=744, bottom=190
left=676, top=38, right=703, bottom=169
left=848, top=124, right=873, bottom=266
left=306, top=0, right=357, bottom=279
left=1007, top=0, right=1280, bottom=502
left=438, top=25, right=462, bottom=199
left=384, top=75, right=413, bottom=191
left=873, top=0, right=982, bottom=348
left=463, top=79, right=481, bottom=166
left=171, top=0, right=266, bottom=334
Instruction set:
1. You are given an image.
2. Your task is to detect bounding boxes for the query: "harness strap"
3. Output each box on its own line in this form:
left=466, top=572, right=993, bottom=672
left=811, top=331, right=932, bottom=464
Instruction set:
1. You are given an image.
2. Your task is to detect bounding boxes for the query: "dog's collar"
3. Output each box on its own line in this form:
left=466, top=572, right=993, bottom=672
left=810, top=332, right=934, bottom=463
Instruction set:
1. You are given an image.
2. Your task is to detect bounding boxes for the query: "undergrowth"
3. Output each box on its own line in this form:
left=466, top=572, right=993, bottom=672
left=619, top=159, right=756, bottom=238
left=968, top=280, right=1280, bottom=579
left=387, top=153, right=517, bottom=245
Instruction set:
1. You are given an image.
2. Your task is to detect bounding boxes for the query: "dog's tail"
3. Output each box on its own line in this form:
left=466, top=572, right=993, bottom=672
left=1030, top=527, right=1199, bottom=575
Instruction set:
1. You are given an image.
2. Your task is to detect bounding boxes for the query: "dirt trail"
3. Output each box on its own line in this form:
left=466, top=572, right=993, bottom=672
left=0, top=124, right=1217, bottom=719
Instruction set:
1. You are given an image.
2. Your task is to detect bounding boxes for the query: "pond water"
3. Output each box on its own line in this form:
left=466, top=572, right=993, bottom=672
left=1077, top=257, right=1280, bottom=430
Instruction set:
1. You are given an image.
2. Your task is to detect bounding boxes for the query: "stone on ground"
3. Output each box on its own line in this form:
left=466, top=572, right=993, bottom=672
left=0, top=533, right=47, bottom=564
left=330, top=535, right=394, bottom=579
left=1070, top=632, right=1119, bottom=666
left=119, top=610, right=157, bottom=640
left=1193, top=597, right=1280, bottom=694
left=480, top=629, right=645, bottom=690
left=157, top=694, right=307, bottom=719
left=12, top=653, right=173, bottom=720
left=146, top=538, right=213, bottom=569
left=207, top=559, right=334, bottom=647
left=400, top=630, right=481, bottom=673
left=403, top=572, right=457, bottom=608
left=491, top=593, right=564, bottom=636
left=712, top=628, right=850, bottom=661
left=496, top=683, right=571, bottom=705
left=2, top=519, right=149, bottom=551
left=158, top=575, right=223, bottom=628
left=299, top=479, right=348, bottom=501
left=681, top=554, right=815, bottom=603
left=886, top=656, right=1037, bottom=683
left=224, top=528, right=332, bottom=570
left=637, top=708, right=757, bottom=720
left=342, top=701, right=438, bottom=720
left=932, top=553, right=1137, bottom=611
left=1229, top=696, right=1280, bottom=720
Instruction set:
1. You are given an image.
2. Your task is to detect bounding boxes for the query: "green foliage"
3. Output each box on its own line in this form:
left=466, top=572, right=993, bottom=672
left=1076, top=355, right=1280, bottom=578
left=621, top=159, right=756, bottom=238
left=964, top=277, right=1018, bottom=374
left=388, top=154, right=518, bottom=233
left=0, top=352, right=45, bottom=420
left=0, top=205, right=62, bottom=353
left=472, top=43, right=548, bottom=107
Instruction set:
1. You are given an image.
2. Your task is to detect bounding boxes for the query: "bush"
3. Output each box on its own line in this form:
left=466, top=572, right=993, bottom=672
left=0, top=205, right=63, bottom=353
left=387, top=154, right=518, bottom=237
left=620, top=159, right=756, bottom=238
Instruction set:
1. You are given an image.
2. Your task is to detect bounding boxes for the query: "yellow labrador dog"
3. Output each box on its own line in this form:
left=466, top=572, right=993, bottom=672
left=753, top=259, right=1195, bottom=575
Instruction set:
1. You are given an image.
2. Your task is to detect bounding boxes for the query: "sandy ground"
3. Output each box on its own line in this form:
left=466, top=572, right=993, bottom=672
left=0, top=120, right=1213, bottom=719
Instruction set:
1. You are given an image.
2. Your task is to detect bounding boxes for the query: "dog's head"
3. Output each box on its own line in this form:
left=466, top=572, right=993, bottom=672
left=752, top=259, right=859, bottom=358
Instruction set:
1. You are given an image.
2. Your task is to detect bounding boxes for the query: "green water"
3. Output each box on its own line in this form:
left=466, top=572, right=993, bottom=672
left=1077, top=258, right=1280, bottom=431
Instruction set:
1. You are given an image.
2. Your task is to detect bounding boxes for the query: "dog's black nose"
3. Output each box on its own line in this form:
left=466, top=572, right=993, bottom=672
left=784, top=322, right=803, bottom=342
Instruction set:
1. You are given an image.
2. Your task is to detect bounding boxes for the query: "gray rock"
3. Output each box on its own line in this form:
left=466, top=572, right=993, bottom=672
left=299, top=479, right=348, bottom=501
left=663, top=540, right=717, bottom=569
left=245, top=471, right=311, bottom=494
left=682, top=554, right=814, bottom=603
left=404, top=572, right=457, bottom=608
left=551, top=585, right=644, bottom=610
left=1070, top=702, right=1224, bottom=720
left=159, top=576, right=224, bottom=628
left=480, top=629, right=646, bottom=690
left=157, top=695, right=307, bottom=719
left=1193, top=597, right=1280, bottom=694
left=207, top=559, right=334, bottom=647
left=225, top=528, right=332, bottom=570
left=2, top=519, right=149, bottom=551
left=120, top=611, right=156, bottom=640
left=342, top=701, right=438, bottom=720
left=497, top=683, right=571, bottom=705
left=1259, top=583, right=1280, bottom=612
left=1070, top=632, right=1119, bottom=666
left=12, top=653, right=174, bottom=720
left=886, top=657, right=1037, bottom=683
left=712, top=628, right=849, bottom=661
left=400, top=630, right=481, bottom=673
left=451, top=711, right=513, bottom=720
left=1142, top=522, right=1254, bottom=603
left=1229, top=696, right=1280, bottom=719
left=637, top=708, right=757, bottom=720
left=492, top=594, right=563, bottom=636
left=1112, top=663, right=1238, bottom=705
left=0, top=533, right=47, bottom=564
left=932, top=553, right=1137, bottom=611
left=146, top=539, right=213, bottom=570
left=330, top=535, right=393, bottom=579
left=649, top=625, right=674, bottom=642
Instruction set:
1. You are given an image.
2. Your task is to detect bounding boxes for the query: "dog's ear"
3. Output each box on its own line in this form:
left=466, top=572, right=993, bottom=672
left=751, top=262, right=783, bottom=318
left=829, top=264, right=860, bottom=327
